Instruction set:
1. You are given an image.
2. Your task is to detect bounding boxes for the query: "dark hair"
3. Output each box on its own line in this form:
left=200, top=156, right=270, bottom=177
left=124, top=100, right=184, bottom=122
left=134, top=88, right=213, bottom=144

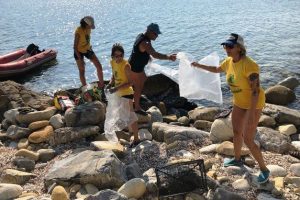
left=80, top=18, right=88, bottom=28
left=111, top=43, right=124, bottom=57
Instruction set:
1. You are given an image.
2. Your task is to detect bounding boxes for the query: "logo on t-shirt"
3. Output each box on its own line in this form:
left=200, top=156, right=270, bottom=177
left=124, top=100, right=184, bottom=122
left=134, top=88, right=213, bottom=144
left=227, top=74, right=242, bottom=93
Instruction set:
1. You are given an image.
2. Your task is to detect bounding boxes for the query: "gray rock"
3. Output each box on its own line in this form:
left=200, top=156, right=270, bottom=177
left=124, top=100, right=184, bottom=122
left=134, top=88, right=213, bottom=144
left=44, top=150, right=127, bottom=189
left=1, top=119, right=12, bottom=130
left=49, top=126, right=99, bottom=146
left=178, top=116, right=190, bottom=126
left=0, top=183, right=23, bottom=200
left=263, top=103, right=300, bottom=126
left=13, top=157, right=35, bottom=172
left=16, top=107, right=57, bottom=124
left=213, top=187, right=246, bottom=200
left=125, top=162, right=142, bottom=180
left=210, top=115, right=233, bottom=143
left=194, top=120, right=213, bottom=132
left=6, top=125, right=31, bottom=140
left=64, top=101, right=105, bottom=127
left=188, top=107, right=221, bottom=122
left=147, top=106, right=163, bottom=123
left=256, top=127, right=291, bottom=154
left=85, top=189, right=128, bottom=200
left=278, top=77, right=299, bottom=90
left=258, top=115, right=276, bottom=127
left=4, top=109, right=19, bottom=124
left=151, top=122, right=209, bottom=144
left=49, top=114, right=64, bottom=129
left=37, top=149, right=56, bottom=162
left=265, top=85, right=296, bottom=105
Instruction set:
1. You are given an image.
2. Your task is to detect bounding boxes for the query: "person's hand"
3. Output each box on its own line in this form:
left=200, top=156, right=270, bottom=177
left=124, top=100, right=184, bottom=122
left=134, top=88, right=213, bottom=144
left=109, top=87, right=117, bottom=94
left=168, top=54, right=177, bottom=61
left=191, top=62, right=199, bottom=67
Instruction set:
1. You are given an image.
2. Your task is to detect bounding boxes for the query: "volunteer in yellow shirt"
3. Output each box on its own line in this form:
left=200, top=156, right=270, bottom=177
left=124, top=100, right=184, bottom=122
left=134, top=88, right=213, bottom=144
left=107, top=43, right=140, bottom=148
left=191, top=33, right=269, bottom=184
left=73, top=16, right=104, bottom=88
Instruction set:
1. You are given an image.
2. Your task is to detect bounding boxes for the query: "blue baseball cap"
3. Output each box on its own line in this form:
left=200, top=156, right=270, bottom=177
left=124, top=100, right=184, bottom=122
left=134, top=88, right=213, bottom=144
left=147, top=23, right=161, bottom=35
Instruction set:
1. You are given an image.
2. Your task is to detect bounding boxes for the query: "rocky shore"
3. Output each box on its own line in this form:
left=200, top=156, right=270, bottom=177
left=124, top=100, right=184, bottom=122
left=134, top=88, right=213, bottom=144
left=0, top=75, right=299, bottom=200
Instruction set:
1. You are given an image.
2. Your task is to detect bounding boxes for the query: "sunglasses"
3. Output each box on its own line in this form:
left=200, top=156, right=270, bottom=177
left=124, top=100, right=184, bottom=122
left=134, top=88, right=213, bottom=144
left=223, top=44, right=235, bottom=49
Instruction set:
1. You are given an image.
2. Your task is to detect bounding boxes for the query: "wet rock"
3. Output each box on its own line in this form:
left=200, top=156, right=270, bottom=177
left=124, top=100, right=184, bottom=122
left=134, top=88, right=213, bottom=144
left=0, top=183, right=23, bottom=200
left=64, top=101, right=105, bottom=127
left=6, top=125, right=31, bottom=140
left=278, top=77, right=299, bottom=90
left=265, top=85, right=296, bottom=105
left=44, top=150, right=127, bottom=189
left=49, top=126, right=99, bottom=146
left=16, top=107, right=57, bottom=124
left=28, top=125, right=53, bottom=143
left=143, top=74, right=178, bottom=97
left=117, top=178, right=146, bottom=199
left=256, top=127, right=291, bottom=154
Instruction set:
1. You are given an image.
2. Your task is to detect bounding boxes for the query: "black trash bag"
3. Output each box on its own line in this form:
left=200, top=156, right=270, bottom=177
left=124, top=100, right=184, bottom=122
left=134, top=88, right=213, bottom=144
left=26, top=43, right=42, bottom=56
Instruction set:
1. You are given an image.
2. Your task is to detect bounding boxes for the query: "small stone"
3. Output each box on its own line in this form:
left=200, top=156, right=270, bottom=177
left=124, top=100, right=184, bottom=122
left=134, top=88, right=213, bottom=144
left=15, top=149, right=39, bottom=161
left=28, top=125, right=53, bottom=143
left=13, top=157, right=35, bottom=172
left=51, top=186, right=68, bottom=200
left=274, top=177, right=284, bottom=189
left=28, top=120, right=49, bottom=131
left=0, top=183, right=23, bottom=200
left=18, top=139, right=29, bottom=150
left=290, top=163, right=300, bottom=176
left=84, top=183, right=98, bottom=195
left=163, top=115, right=177, bottom=123
left=37, top=149, right=56, bottom=162
left=2, top=169, right=36, bottom=185
left=178, top=116, right=190, bottom=126
left=232, top=179, right=250, bottom=191
left=117, top=178, right=146, bottom=199
left=278, top=124, right=297, bottom=136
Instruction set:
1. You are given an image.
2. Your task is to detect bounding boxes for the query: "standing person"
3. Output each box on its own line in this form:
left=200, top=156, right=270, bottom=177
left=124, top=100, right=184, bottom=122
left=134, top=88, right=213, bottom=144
left=108, top=43, right=140, bottom=148
left=128, top=23, right=177, bottom=115
left=74, top=16, right=104, bottom=88
left=191, top=33, right=270, bottom=184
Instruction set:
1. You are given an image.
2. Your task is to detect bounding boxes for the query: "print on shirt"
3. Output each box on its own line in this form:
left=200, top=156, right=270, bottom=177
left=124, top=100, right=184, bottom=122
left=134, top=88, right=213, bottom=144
left=85, top=34, right=90, bottom=46
left=227, top=74, right=242, bottom=93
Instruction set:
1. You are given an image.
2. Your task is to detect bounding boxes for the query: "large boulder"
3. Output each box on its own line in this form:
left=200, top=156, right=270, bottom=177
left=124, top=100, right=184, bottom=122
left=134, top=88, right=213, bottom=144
left=188, top=107, right=221, bottom=122
left=0, top=81, right=52, bottom=121
left=210, top=114, right=233, bottom=143
left=263, top=103, right=300, bottom=126
left=44, top=150, right=127, bottom=189
left=49, top=126, right=100, bottom=145
left=265, top=85, right=296, bottom=105
left=64, top=101, right=105, bottom=127
left=278, top=77, right=299, bottom=90
left=151, top=122, right=209, bottom=145
left=256, top=127, right=291, bottom=154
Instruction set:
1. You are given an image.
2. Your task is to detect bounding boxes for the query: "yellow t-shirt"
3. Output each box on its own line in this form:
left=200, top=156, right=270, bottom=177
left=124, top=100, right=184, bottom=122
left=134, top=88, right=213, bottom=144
left=220, top=56, right=265, bottom=109
left=75, top=27, right=91, bottom=53
left=111, top=59, right=134, bottom=97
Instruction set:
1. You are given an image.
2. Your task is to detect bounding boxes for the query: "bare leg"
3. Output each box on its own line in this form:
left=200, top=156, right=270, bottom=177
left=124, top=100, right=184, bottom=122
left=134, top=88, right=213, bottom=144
left=231, top=105, right=248, bottom=160
left=131, top=71, right=147, bottom=111
left=243, top=109, right=268, bottom=171
left=128, top=99, right=139, bottom=141
left=76, top=59, right=86, bottom=86
left=90, top=54, right=104, bottom=88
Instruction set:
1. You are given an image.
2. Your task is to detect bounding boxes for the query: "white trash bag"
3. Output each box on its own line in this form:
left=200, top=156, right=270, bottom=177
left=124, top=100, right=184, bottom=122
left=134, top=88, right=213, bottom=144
left=147, top=61, right=178, bottom=82
left=104, top=91, right=138, bottom=143
left=177, top=52, right=223, bottom=104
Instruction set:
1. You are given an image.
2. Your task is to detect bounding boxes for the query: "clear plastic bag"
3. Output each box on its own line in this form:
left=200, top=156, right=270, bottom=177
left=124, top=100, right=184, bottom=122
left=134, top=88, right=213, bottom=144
left=104, top=91, right=138, bottom=143
left=177, top=52, right=223, bottom=104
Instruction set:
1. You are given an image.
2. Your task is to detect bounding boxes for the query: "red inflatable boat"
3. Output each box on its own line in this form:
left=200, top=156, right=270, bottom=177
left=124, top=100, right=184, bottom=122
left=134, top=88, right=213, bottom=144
left=0, top=49, right=57, bottom=78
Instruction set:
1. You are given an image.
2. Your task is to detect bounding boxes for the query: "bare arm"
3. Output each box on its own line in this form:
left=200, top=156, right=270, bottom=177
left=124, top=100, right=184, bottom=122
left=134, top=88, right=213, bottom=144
left=191, top=62, right=223, bottom=73
left=248, top=73, right=260, bottom=110
left=140, top=41, right=176, bottom=61
left=73, top=33, right=81, bottom=58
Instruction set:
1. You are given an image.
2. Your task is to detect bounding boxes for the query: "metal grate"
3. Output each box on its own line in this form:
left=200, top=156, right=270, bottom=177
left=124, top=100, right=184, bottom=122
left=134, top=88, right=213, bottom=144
left=155, top=159, right=207, bottom=199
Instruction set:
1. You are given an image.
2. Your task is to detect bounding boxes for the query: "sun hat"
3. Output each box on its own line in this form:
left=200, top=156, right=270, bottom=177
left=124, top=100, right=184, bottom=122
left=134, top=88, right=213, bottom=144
left=221, top=33, right=245, bottom=48
left=83, top=16, right=95, bottom=29
left=147, top=23, right=161, bottom=35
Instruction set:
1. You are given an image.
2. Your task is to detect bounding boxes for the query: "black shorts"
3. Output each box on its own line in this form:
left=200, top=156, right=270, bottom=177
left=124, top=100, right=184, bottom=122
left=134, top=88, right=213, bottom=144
left=74, top=50, right=95, bottom=60
left=131, top=65, right=145, bottom=73
left=122, top=94, right=134, bottom=99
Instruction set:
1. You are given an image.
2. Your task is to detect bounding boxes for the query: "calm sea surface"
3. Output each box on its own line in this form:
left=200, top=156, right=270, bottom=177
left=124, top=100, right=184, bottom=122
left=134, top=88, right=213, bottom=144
left=0, top=0, right=299, bottom=109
